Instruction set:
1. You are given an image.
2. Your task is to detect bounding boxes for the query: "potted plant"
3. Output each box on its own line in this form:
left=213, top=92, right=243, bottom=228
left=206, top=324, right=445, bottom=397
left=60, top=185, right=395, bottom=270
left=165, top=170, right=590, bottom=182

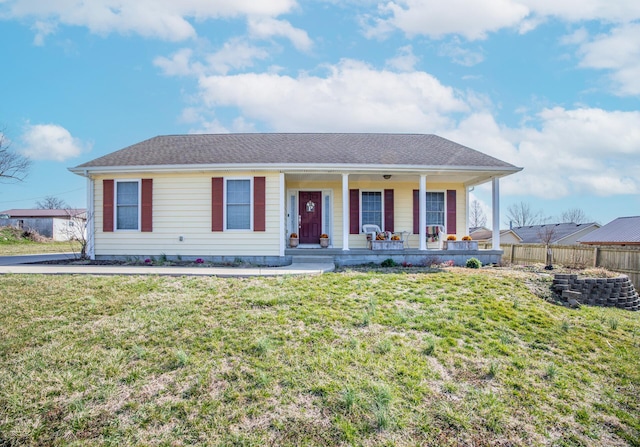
left=319, top=233, right=329, bottom=248
left=289, top=233, right=299, bottom=248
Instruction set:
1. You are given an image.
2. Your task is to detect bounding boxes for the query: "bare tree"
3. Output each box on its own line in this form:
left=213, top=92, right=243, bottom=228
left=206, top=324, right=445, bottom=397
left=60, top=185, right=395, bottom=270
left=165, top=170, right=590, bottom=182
left=0, top=129, right=32, bottom=183
left=560, top=208, right=590, bottom=224
left=537, top=225, right=556, bottom=270
left=63, top=209, right=91, bottom=259
left=505, top=201, right=544, bottom=227
left=36, top=196, right=69, bottom=209
left=469, top=200, right=487, bottom=228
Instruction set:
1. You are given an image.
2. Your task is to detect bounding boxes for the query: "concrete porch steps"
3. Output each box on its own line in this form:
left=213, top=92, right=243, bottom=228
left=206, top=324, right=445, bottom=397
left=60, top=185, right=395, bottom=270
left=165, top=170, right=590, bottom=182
left=291, top=255, right=335, bottom=264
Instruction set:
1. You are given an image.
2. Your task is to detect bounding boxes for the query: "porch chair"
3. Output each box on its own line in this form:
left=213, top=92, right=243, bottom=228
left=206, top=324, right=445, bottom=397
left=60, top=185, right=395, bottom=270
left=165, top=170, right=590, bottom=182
left=427, top=225, right=445, bottom=249
left=363, top=224, right=381, bottom=249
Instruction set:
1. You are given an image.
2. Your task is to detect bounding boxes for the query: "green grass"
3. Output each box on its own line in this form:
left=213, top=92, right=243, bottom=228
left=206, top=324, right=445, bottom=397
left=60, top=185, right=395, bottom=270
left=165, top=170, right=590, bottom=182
left=0, top=269, right=638, bottom=446
left=0, top=226, right=80, bottom=255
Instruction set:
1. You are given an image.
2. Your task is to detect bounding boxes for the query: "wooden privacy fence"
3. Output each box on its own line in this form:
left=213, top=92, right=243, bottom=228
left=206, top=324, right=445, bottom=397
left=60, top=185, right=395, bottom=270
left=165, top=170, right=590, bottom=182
left=479, top=243, right=640, bottom=288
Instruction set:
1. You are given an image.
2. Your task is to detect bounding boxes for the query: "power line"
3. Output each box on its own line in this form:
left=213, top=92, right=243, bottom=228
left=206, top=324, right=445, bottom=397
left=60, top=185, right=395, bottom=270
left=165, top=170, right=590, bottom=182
left=0, top=187, right=85, bottom=205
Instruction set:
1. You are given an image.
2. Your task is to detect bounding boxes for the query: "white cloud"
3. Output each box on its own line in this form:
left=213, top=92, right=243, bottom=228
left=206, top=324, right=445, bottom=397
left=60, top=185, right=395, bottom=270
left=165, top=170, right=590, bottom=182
left=3, top=0, right=297, bottom=42
left=446, top=107, right=640, bottom=198
left=366, top=0, right=640, bottom=41
left=384, top=45, right=419, bottom=72
left=154, top=48, right=201, bottom=77
left=20, top=124, right=90, bottom=161
left=438, top=38, right=484, bottom=66
left=205, top=38, right=271, bottom=74
left=519, top=0, right=640, bottom=23
left=368, top=0, right=529, bottom=40
left=248, top=17, right=313, bottom=52
left=196, top=59, right=468, bottom=132
left=154, top=40, right=270, bottom=77
left=573, top=23, right=640, bottom=96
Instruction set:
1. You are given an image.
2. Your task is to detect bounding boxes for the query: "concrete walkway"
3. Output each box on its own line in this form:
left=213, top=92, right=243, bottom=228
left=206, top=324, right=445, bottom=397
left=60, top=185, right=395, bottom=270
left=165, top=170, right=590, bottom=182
left=0, top=253, right=335, bottom=277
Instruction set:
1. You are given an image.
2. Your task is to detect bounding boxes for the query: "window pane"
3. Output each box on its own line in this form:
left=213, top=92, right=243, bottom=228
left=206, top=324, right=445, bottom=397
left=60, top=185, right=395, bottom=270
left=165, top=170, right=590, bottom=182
left=226, top=180, right=250, bottom=229
left=117, top=181, right=138, bottom=205
left=116, top=182, right=139, bottom=230
left=362, top=191, right=382, bottom=229
left=426, top=192, right=444, bottom=226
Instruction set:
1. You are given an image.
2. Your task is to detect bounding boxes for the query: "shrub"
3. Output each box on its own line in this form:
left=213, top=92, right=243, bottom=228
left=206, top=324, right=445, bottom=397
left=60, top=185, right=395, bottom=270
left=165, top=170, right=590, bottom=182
left=466, top=257, right=481, bottom=269
left=447, top=235, right=457, bottom=241
left=381, top=258, right=397, bottom=267
left=320, top=233, right=329, bottom=238
left=462, top=235, right=472, bottom=241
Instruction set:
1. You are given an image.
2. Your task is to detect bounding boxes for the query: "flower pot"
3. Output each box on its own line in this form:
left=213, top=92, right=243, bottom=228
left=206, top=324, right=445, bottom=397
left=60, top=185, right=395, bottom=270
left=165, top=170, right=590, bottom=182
left=289, top=238, right=299, bottom=248
left=319, top=237, right=329, bottom=248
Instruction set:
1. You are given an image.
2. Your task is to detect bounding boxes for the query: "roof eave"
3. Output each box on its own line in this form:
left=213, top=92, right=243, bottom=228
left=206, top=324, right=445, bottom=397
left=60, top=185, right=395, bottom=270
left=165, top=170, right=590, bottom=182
left=70, top=163, right=522, bottom=177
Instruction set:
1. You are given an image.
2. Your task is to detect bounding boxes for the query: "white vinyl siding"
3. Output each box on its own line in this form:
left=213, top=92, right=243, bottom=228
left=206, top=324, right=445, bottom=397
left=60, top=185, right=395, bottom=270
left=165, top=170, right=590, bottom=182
left=116, top=180, right=140, bottom=230
left=93, top=172, right=281, bottom=257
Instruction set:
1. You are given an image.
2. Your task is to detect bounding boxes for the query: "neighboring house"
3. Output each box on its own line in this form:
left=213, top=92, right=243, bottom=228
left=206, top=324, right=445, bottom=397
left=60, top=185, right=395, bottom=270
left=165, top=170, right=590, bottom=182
left=470, top=227, right=522, bottom=244
left=578, top=216, right=640, bottom=246
left=511, top=222, right=600, bottom=245
left=69, top=133, right=522, bottom=262
left=0, top=209, right=86, bottom=241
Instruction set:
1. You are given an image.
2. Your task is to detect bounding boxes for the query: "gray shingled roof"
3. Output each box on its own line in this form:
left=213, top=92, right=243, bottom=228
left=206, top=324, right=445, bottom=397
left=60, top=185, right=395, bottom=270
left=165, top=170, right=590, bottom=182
left=0, top=209, right=86, bottom=218
left=578, top=216, right=640, bottom=244
left=73, top=133, right=519, bottom=170
left=511, top=222, right=599, bottom=244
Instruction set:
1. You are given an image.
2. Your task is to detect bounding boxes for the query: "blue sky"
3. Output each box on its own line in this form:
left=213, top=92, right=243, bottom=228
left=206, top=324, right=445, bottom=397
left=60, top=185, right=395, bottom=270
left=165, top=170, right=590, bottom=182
left=1, top=0, right=639, bottom=227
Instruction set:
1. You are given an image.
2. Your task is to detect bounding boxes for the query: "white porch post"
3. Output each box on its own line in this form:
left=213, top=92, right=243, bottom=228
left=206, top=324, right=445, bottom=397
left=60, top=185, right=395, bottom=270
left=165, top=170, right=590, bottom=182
left=492, top=177, right=500, bottom=250
left=466, top=187, right=470, bottom=236
left=342, top=173, right=350, bottom=251
left=419, top=174, right=427, bottom=250
left=86, top=173, right=95, bottom=260
left=279, top=172, right=285, bottom=257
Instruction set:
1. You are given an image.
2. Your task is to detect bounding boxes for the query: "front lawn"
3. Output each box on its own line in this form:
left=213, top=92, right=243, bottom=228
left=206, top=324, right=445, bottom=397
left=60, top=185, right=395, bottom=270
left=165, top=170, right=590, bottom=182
left=0, top=269, right=638, bottom=446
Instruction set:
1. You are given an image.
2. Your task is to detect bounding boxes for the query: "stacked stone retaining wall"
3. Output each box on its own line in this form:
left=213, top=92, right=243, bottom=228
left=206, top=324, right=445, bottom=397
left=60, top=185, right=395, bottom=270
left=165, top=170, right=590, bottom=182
left=552, top=274, right=639, bottom=311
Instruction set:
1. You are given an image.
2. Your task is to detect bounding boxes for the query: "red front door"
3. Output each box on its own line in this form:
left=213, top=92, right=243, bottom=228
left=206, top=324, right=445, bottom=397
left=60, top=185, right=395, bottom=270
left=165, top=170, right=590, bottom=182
left=299, top=191, right=322, bottom=244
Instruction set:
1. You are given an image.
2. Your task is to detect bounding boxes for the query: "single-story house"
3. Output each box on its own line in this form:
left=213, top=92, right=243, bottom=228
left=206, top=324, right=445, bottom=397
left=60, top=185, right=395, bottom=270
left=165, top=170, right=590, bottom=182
left=69, top=133, right=522, bottom=265
left=510, top=222, right=600, bottom=245
left=470, top=226, right=522, bottom=244
left=0, top=208, right=86, bottom=241
left=578, top=216, right=640, bottom=246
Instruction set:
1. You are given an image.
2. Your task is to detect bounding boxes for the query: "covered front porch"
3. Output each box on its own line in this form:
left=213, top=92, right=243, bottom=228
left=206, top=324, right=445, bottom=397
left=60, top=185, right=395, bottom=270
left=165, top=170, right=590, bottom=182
left=282, top=169, right=504, bottom=254
left=284, top=247, right=504, bottom=267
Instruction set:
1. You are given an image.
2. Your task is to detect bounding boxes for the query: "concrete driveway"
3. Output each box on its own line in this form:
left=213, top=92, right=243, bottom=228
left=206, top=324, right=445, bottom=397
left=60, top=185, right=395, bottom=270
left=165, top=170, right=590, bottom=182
left=0, top=253, right=77, bottom=266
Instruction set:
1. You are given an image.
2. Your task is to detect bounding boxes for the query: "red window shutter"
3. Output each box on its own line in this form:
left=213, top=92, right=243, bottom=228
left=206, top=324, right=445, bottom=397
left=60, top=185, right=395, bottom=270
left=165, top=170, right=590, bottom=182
left=253, top=176, right=266, bottom=232
left=211, top=177, right=224, bottom=232
left=412, top=189, right=419, bottom=234
left=446, top=190, right=457, bottom=235
left=141, top=179, right=153, bottom=232
left=349, top=189, right=360, bottom=234
left=384, top=189, right=394, bottom=232
left=103, top=179, right=114, bottom=232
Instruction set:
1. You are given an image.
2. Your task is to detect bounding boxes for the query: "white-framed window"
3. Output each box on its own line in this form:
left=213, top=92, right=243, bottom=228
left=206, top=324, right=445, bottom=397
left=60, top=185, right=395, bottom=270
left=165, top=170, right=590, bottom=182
left=361, top=191, right=383, bottom=230
left=426, top=191, right=445, bottom=226
left=225, top=178, right=252, bottom=230
left=115, top=180, right=140, bottom=230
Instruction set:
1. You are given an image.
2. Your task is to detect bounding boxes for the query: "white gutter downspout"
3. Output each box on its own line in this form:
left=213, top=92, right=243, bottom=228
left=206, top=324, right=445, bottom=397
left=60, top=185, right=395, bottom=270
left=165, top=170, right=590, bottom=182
left=85, top=171, right=95, bottom=259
